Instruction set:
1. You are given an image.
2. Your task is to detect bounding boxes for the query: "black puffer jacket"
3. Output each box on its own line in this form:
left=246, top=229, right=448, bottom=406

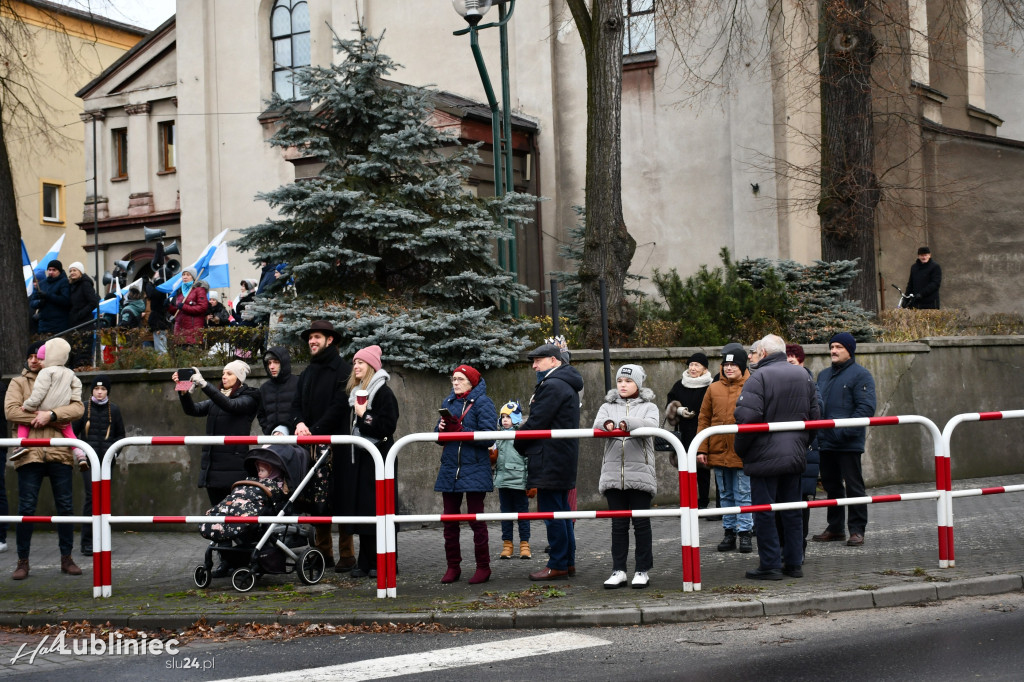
left=72, top=398, right=126, bottom=459
left=516, top=364, right=584, bottom=490
left=733, top=352, right=820, bottom=477
left=258, top=346, right=300, bottom=435
left=68, top=275, right=100, bottom=328
left=180, top=382, right=261, bottom=489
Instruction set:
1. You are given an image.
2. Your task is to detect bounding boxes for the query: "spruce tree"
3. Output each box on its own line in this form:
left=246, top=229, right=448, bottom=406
left=233, top=26, right=536, bottom=370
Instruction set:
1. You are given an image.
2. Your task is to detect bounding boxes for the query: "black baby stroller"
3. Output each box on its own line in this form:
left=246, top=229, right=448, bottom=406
left=193, top=443, right=332, bottom=592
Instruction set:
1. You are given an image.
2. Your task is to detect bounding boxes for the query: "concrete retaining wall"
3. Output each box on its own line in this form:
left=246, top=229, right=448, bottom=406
left=5, top=337, right=1024, bottom=520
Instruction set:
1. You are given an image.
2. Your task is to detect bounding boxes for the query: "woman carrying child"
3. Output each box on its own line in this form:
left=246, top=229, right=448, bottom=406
left=594, top=364, right=660, bottom=589
left=434, top=365, right=497, bottom=584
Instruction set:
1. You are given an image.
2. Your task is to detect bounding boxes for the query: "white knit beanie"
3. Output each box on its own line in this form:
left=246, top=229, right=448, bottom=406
left=224, top=360, right=250, bottom=384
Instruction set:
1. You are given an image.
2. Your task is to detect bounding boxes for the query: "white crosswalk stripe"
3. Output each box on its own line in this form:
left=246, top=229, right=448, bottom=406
left=211, top=631, right=611, bottom=681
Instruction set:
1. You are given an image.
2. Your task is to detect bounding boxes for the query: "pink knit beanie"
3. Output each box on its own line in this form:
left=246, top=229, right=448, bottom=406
left=353, top=345, right=382, bottom=372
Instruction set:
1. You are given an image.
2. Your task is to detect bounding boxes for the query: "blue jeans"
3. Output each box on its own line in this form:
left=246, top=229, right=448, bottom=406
left=498, top=488, right=530, bottom=542
left=537, top=489, right=575, bottom=571
left=715, top=467, right=753, bottom=532
left=16, top=461, right=75, bottom=559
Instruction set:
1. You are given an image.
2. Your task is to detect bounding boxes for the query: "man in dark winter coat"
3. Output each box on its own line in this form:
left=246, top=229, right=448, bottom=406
left=145, top=272, right=170, bottom=354
left=905, top=246, right=941, bottom=309
left=29, top=261, right=71, bottom=334
left=516, top=343, right=585, bottom=581
left=292, top=320, right=352, bottom=570
left=734, top=334, right=820, bottom=580
left=813, top=332, right=876, bottom=547
left=258, top=347, right=300, bottom=436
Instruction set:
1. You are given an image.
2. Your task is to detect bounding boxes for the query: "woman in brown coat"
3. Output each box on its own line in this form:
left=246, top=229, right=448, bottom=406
left=697, top=343, right=753, bottom=553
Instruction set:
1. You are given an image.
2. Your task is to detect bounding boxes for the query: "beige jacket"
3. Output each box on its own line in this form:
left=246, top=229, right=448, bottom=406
left=5, top=367, right=85, bottom=468
left=22, top=338, right=82, bottom=412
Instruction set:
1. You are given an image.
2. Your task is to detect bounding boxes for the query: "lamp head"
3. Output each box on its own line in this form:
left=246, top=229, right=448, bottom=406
left=453, top=0, right=493, bottom=26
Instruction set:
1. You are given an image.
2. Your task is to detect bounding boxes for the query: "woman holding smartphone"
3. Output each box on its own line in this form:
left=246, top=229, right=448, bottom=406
left=172, top=362, right=260, bottom=506
left=433, top=365, right=497, bottom=585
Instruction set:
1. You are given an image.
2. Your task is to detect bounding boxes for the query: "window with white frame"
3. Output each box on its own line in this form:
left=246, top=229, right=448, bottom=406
left=41, top=182, right=63, bottom=224
left=271, top=0, right=311, bottom=100
left=623, top=0, right=656, bottom=56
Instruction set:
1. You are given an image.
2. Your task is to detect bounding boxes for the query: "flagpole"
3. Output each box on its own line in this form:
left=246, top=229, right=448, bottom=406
left=92, top=115, right=100, bottom=367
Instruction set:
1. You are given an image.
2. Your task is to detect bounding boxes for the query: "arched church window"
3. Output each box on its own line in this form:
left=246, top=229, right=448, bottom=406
left=271, top=0, right=310, bottom=99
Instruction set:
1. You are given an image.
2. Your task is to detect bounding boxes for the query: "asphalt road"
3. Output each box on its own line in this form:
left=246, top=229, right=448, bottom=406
left=4, top=592, right=1022, bottom=681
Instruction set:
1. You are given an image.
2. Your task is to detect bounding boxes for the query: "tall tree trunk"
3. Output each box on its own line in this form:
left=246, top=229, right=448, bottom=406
left=568, top=0, right=637, bottom=346
left=0, top=106, right=31, bottom=373
left=818, top=0, right=879, bottom=312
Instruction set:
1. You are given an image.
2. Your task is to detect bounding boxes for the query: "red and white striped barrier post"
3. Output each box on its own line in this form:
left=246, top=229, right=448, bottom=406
left=0, top=438, right=101, bottom=596
left=100, top=435, right=383, bottom=598
left=384, top=427, right=683, bottom=598
left=684, top=415, right=944, bottom=590
left=941, top=409, right=1024, bottom=569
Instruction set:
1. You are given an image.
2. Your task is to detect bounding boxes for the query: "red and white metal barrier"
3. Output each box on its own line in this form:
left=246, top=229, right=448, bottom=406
left=941, top=409, right=1024, bottom=568
left=0, top=438, right=102, bottom=596
left=383, top=427, right=685, bottom=598
left=683, top=415, right=945, bottom=591
left=99, top=435, right=384, bottom=597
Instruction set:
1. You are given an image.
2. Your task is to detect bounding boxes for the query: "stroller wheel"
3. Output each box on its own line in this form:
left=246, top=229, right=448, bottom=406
left=231, top=567, right=256, bottom=593
left=193, top=564, right=211, bottom=588
left=297, top=548, right=325, bottom=585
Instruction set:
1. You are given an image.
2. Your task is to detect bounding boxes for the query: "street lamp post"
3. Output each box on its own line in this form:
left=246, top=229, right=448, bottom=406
left=452, top=0, right=517, bottom=310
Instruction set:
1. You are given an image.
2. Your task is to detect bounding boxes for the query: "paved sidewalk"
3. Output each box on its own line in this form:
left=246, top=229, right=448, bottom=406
left=1, top=475, right=1022, bottom=630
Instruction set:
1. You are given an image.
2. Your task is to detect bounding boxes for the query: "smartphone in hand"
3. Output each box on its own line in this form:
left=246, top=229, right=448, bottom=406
left=175, top=368, right=195, bottom=392
left=438, top=408, right=453, bottom=418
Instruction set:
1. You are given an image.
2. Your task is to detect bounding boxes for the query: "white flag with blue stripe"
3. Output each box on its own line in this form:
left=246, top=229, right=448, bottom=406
left=156, top=229, right=230, bottom=294
left=28, top=234, right=65, bottom=293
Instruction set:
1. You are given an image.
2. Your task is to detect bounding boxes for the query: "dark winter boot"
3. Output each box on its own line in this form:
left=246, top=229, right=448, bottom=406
left=468, top=522, right=491, bottom=584
left=738, top=531, right=753, bottom=553
left=12, top=559, right=29, bottom=580
left=717, top=530, right=737, bottom=552
left=441, top=529, right=462, bottom=583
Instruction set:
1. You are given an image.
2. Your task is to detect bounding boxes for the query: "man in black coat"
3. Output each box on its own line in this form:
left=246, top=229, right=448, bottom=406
left=258, top=346, right=300, bottom=436
left=516, top=343, right=585, bottom=581
left=29, top=261, right=71, bottom=334
left=66, top=262, right=100, bottom=368
left=292, top=320, right=352, bottom=570
left=145, top=271, right=170, bottom=354
left=905, top=246, right=942, bottom=309
left=734, top=334, right=820, bottom=581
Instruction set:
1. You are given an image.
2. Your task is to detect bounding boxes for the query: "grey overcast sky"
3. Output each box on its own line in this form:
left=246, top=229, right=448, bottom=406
left=53, top=0, right=176, bottom=31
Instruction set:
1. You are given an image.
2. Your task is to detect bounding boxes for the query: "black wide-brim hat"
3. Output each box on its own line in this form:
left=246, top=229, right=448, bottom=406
left=300, top=319, right=342, bottom=344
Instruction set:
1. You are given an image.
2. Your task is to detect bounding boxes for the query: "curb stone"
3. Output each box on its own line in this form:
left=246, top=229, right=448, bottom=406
left=762, top=590, right=874, bottom=615
left=515, top=607, right=641, bottom=629
left=433, top=611, right=515, bottom=630
left=934, top=574, right=1023, bottom=599
left=871, top=583, right=938, bottom=607
left=641, top=601, right=763, bottom=624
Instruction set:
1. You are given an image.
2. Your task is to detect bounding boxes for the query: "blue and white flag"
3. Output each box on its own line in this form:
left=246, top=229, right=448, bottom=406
left=22, top=240, right=34, bottom=296
left=93, top=277, right=127, bottom=317
left=156, top=229, right=230, bottom=294
left=32, top=234, right=65, bottom=280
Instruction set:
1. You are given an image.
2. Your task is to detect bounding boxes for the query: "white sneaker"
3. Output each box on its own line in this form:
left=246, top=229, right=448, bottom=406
left=0, top=541, right=7, bottom=553
left=603, top=570, right=628, bottom=589
left=631, top=571, right=650, bottom=589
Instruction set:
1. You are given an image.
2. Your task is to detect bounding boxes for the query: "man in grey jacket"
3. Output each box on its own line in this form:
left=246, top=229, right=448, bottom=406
left=734, top=334, right=820, bottom=580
